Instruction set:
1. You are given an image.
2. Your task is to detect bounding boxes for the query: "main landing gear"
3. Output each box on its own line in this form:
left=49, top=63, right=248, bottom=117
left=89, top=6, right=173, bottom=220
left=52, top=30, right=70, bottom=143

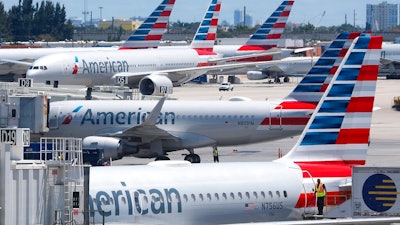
left=184, top=148, right=201, bottom=163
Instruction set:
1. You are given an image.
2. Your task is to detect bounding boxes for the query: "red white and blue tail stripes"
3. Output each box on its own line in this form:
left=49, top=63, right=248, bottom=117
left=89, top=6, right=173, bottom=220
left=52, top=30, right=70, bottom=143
left=119, top=0, right=175, bottom=49
left=285, top=32, right=361, bottom=104
left=279, top=35, right=382, bottom=166
left=190, top=0, right=221, bottom=53
left=238, top=0, right=294, bottom=51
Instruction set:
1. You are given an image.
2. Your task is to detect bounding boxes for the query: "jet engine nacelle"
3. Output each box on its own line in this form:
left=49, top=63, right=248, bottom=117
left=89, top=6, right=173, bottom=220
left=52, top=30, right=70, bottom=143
left=139, top=74, right=173, bottom=96
left=246, top=71, right=268, bottom=80
left=83, top=136, right=124, bottom=161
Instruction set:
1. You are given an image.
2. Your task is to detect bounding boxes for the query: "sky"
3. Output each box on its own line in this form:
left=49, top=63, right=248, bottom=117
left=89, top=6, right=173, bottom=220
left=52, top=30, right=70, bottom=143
left=1, top=0, right=395, bottom=27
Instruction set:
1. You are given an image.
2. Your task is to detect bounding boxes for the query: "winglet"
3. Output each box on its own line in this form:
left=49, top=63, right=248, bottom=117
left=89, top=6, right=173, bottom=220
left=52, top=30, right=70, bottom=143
left=119, top=0, right=175, bottom=50
left=142, top=97, right=166, bottom=126
left=277, top=34, right=382, bottom=166
left=238, top=0, right=294, bottom=51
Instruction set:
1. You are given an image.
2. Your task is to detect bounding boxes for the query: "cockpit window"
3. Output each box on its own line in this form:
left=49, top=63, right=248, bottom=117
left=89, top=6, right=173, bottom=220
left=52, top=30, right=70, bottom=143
left=30, top=65, right=47, bottom=70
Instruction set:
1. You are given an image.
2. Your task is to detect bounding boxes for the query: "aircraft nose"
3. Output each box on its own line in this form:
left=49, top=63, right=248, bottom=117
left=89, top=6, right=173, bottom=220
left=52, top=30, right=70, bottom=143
left=26, top=64, right=49, bottom=82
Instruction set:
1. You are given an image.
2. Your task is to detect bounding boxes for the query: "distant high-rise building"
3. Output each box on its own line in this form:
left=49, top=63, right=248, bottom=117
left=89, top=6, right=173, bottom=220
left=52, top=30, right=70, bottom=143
left=234, top=9, right=243, bottom=26
left=366, top=1, right=399, bottom=31
left=233, top=8, right=253, bottom=27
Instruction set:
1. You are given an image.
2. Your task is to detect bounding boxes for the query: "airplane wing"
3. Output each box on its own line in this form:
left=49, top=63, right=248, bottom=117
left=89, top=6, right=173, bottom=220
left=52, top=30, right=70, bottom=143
left=97, top=97, right=180, bottom=143
left=0, top=59, right=33, bottom=66
left=112, top=60, right=286, bottom=87
left=380, top=57, right=400, bottom=66
left=208, top=49, right=282, bottom=64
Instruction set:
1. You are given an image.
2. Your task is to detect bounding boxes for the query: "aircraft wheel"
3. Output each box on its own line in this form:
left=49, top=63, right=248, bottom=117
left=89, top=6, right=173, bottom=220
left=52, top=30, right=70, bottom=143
left=155, top=155, right=170, bottom=161
left=184, top=154, right=201, bottom=163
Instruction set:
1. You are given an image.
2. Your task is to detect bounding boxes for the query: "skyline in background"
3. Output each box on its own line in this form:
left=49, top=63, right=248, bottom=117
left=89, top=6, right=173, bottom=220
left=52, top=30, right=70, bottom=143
left=1, top=0, right=396, bottom=27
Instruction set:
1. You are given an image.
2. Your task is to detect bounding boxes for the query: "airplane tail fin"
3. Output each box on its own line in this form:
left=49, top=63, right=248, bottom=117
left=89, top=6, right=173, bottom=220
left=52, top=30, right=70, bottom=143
left=284, top=32, right=361, bottom=104
left=277, top=34, right=382, bottom=166
left=189, top=0, right=221, bottom=53
left=119, top=0, right=175, bottom=50
left=238, top=1, right=294, bottom=51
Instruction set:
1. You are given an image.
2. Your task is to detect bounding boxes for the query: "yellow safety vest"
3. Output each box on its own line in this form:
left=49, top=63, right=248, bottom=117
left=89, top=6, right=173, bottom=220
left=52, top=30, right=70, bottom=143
left=316, top=183, right=326, bottom=197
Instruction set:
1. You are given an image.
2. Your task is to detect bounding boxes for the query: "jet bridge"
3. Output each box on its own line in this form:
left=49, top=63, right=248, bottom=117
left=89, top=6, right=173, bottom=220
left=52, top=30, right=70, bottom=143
left=0, top=83, right=90, bottom=225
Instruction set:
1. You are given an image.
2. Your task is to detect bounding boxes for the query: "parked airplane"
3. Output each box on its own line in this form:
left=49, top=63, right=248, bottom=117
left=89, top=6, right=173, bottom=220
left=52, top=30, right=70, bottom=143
left=27, top=0, right=274, bottom=99
left=0, top=0, right=175, bottom=80
left=87, top=34, right=382, bottom=224
left=37, top=32, right=362, bottom=163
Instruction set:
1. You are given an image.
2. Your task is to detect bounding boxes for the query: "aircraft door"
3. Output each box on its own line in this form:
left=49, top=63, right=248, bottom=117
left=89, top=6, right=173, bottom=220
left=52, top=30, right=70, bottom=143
left=302, top=170, right=317, bottom=216
left=269, top=105, right=282, bottom=130
left=49, top=106, right=60, bottom=129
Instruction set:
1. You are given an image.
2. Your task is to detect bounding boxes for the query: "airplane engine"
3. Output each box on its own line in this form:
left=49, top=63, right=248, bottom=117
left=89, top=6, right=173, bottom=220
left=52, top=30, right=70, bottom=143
left=247, top=71, right=268, bottom=80
left=139, top=74, right=173, bottom=96
left=83, top=136, right=136, bottom=161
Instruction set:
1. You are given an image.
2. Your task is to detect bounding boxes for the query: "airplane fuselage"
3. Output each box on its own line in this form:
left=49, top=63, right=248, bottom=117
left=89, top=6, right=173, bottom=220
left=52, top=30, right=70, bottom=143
left=46, top=99, right=314, bottom=150
left=89, top=161, right=351, bottom=225
left=27, top=48, right=218, bottom=87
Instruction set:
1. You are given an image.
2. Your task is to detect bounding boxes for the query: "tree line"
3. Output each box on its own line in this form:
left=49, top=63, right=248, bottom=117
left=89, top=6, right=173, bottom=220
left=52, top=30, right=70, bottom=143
left=0, top=0, right=73, bottom=42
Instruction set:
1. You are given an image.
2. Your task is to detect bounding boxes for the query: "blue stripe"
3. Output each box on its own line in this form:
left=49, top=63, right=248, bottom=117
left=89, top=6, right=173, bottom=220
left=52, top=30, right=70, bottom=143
left=73, top=106, right=83, bottom=113
left=266, top=18, right=278, bottom=23
left=139, top=24, right=153, bottom=29
left=277, top=6, right=285, bottom=11
left=337, top=68, right=360, bottom=81
left=205, top=12, right=213, bottom=19
left=320, top=100, right=349, bottom=113
left=328, top=84, right=354, bottom=97
left=329, top=40, right=345, bottom=49
left=301, top=132, right=339, bottom=145
left=128, top=36, right=146, bottom=41
left=307, top=67, right=331, bottom=75
left=150, top=11, right=162, bottom=17
left=146, top=18, right=157, bottom=23
left=195, top=34, right=207, bottom=41
left=260, top=23, right=273, bottom=29
left=135, top=30, right=150, bottom=35
left=301, top=75, right=327, bottom=84
left=208, top=5, right=216, bottom=12
left=354, top=36, right=370, bottom=49
left=271, top=12, right=281, bottom=17
left=337, top=32, right=350, bottom=39
left=198, top=27, right=209, bottom=34
left=315, top=58, right=336, bottom=66
left=201, top=19, right=211, bottom=26
left=345, top=52, right=365, bottom=65
left=156, top=5, right=166, bottom=11
left=310, top=116, right=344, bottom=129
left=321, top=49, right=341, bottom=58
left=74, top=56, right=78, bottom=63
left=251, top=34, right=268, bottom=40
left=255, top=28, right=271, bottom=35
left=293, top=85, right=322, bottom=93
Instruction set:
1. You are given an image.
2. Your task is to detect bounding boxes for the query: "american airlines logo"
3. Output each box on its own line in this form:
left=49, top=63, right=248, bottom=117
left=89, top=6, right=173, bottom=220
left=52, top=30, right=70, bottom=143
left=80, top=58, right=129, bottom=74
left=62, top=106, right=83, bottom=124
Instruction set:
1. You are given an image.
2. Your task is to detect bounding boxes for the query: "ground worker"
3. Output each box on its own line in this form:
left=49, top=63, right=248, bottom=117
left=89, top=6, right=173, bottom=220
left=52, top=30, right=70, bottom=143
left=315, top=178, right=326, bottom=215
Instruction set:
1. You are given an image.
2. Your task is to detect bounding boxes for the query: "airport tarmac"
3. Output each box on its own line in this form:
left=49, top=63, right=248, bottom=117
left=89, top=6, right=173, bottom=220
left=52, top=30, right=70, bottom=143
left=105, top=77, right=400, bottom=167
left=7, top=77, right=400, bottom=166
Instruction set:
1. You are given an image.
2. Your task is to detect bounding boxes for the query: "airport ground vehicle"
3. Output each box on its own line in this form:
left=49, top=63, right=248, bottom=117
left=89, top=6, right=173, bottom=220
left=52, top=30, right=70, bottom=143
left=219, top=82, right=234, bottom=91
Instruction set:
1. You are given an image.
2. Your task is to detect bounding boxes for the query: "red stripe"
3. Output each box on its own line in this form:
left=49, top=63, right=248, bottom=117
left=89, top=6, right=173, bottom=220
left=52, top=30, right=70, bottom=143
left=267, top=34, right=281, bottom=39
left=347, top=96, right=374, bottom=112
left=194, top=49, right=216, bottom=55
left=273, top=22, right=286, bottom=28
left=329, top=66, right=338, bottom=74
left=369, top=36, right=383, bottom=49
left=206, top=33, right=216, bottom=41
left=338, top=48, right=348, bottom=57
left=336, top=128, right=370, bottom=144
left=277, top=101, right=317, bottom=110
left=287, top=1, right=294, bottom=5
left=153, top=23, right=167, bottom=29
left=145, top=34, right=163, bottom=41
left=168, top=0, right=175, bottom=4
left=319, top=83, right=329, bottom=92
left=160, top=11, right=171, bottom=16
left=215, top=4, right=221, bottom=12
left=229, top=55, right=274, bottom=62
left=296, top=162, right=352, bottom=178
left=260, top=117, right=309, bottom=126
left=358, top=65, right=379, bottom=80
left=210, top=18, right=219, bottom=26
left=295, top=191, right=350, bottom=208
left=280, top=11, right=290, bottom=17
left=348, top=32, right=361, bottom=39
left=238, top=45, right=276, bottom=51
